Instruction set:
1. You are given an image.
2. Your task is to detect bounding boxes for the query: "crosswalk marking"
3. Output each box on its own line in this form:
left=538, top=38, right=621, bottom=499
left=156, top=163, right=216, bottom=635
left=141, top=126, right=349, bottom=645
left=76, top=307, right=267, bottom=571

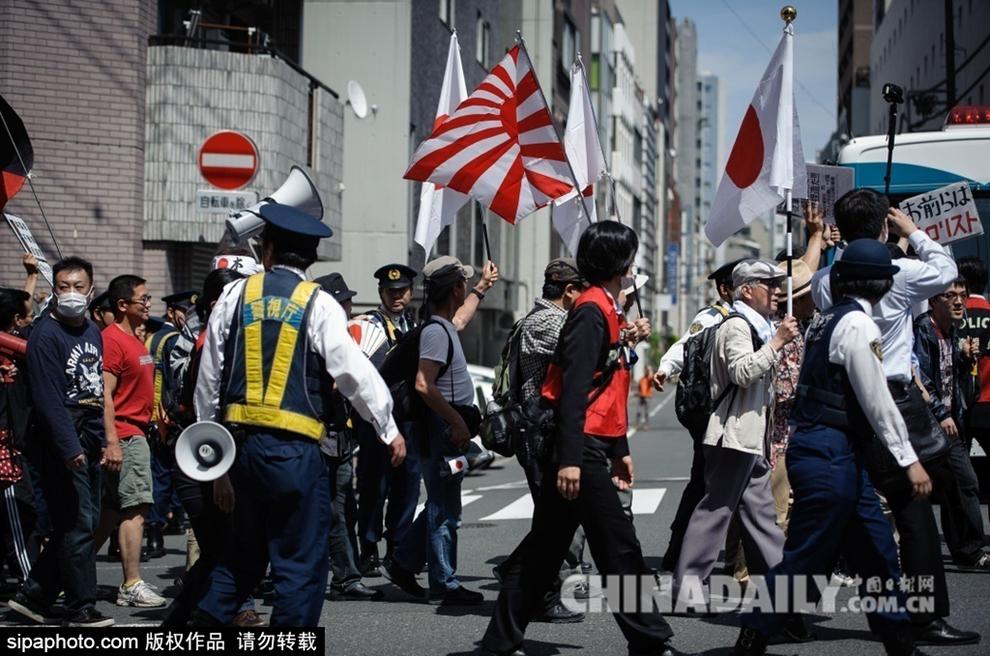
left=480, top=488, right=667, bottom=521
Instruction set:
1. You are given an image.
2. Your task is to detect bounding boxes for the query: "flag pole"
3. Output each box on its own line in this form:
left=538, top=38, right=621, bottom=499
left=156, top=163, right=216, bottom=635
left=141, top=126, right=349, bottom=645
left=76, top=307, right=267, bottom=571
left=782, top=5, right=797, bottom=317
left=0, top=109, right=63, bottom=260
left=516, top=32, right=595, bottom=228
left=478, top=200, right=492, bottom=262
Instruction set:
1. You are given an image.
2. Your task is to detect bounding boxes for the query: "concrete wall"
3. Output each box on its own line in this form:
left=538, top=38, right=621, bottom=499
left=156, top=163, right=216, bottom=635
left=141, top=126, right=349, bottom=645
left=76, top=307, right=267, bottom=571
left=0, top=0, right=157, bottom=292
left=302, top=0, right=413, bottom=308
left=144, top=46, right=344, bottom=261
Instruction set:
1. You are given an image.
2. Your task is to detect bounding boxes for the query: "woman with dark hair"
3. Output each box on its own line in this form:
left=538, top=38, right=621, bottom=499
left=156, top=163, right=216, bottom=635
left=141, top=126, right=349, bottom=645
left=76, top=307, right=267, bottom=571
left=735, top=239, right=936, bottom=656
left=160, top=268, right=266, bottom=627
left=480, top=222, right=680, bottom=656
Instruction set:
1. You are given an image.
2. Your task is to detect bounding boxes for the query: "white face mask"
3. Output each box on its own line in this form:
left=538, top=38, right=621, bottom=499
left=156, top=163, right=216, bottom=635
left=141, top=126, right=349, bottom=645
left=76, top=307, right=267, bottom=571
left=56, top=287, right=93, bottom=319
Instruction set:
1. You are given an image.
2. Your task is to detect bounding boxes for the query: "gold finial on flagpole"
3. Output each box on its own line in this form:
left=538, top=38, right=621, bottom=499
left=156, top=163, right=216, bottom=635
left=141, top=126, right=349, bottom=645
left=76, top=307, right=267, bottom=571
left=781, top=6, right=797, bottom=23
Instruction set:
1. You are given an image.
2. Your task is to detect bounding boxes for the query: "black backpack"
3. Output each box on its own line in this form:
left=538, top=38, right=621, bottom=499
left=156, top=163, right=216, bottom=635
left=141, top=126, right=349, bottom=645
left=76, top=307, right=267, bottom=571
left=378, top=319, right=453, bottom=425
left=674, top=313, right=760, bottom=435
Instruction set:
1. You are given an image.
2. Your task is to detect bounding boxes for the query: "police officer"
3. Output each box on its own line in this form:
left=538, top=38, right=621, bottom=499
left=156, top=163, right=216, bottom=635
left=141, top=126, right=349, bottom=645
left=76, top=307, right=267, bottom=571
left=191, top=204, right=406, bottom=626
left=356, top=263, right=422, bottom=575
left=145, top=290, right=198, bottom=558
left=734, top=239, right=935, bottom=656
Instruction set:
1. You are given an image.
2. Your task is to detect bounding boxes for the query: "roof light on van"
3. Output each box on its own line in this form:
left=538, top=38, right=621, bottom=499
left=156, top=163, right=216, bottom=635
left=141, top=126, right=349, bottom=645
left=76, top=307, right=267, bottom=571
left=944, top=106, right=990, bottom=128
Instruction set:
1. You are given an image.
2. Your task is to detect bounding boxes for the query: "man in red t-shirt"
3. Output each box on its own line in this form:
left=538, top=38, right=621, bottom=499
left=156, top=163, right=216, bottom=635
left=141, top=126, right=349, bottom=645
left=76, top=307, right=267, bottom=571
left=93, top=275, right=165, bottom=608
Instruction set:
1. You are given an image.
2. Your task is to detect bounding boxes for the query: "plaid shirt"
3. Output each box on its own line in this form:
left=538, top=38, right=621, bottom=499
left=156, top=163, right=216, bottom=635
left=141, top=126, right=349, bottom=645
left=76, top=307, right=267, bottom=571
left=518, top=298, right=568, bottom=399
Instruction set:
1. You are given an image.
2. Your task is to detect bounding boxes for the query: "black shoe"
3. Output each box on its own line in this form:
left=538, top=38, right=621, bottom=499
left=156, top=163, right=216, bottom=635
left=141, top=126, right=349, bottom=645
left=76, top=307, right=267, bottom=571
left=479, top=647, right=526, bottom=656
left=910, top=619, right=980, bottom=646
left=188, top=609, right=224, bottom=628
left=779, top=614, right=816, bottom=643
left=328, top=582, right=385, bottom=601
left=533, top=602, right=584, bottom=624
left=492, top=564, right=504, bottom=584
left=360, top=540, right=381, bottom=577
left=733, top=626, right=768, bottom=656
left=657, top=643, right=686, bottom=656
left=429, top=585, right=483, bottom=606
left=146, top=523, right=165, bottom=559
left=580, top=561, right=592, bottom=574
left=7, top=590, right=60, bottom=625
left=62, top=607, right=114, bottom=627
left=381, top=558, right=425, bottom=598
left=107, top=530, right=120, bottom=562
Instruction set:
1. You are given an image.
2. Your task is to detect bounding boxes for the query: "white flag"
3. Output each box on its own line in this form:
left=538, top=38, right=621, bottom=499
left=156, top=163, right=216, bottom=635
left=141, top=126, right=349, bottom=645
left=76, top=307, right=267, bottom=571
left=552, top=62, right=607, bottom=255
left=705, top=24, right=807, bottom=248
left=414, top=33, right=470, bottom=255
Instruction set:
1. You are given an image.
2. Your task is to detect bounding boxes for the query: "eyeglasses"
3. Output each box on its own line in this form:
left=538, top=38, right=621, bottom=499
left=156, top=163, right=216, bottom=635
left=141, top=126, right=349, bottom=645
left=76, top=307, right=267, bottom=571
left=126, top=295, right=153, bottom=306
left=754, top=279, right=783, bottom=291
left=938, top=292, right=966, bottom=303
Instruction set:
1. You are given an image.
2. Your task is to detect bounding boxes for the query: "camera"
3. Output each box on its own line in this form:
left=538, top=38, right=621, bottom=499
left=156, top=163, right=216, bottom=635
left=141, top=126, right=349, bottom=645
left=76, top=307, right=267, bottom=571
left=882, top=83, right=904, bottom=105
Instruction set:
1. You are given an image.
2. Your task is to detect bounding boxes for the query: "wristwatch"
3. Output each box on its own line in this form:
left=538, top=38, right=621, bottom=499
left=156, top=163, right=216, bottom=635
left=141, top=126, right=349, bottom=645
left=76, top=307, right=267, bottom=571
left=470, top=288, right=485, bottom=301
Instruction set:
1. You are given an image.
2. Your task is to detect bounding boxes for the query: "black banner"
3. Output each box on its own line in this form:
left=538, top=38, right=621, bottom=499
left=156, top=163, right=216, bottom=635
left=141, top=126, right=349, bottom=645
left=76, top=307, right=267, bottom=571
left=3, top=628, right=324, bottom=655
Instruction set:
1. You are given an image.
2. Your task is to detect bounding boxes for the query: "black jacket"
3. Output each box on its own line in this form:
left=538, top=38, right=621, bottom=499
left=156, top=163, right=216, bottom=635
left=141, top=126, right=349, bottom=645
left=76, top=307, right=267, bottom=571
left=913, top=312, right=968, bottom=425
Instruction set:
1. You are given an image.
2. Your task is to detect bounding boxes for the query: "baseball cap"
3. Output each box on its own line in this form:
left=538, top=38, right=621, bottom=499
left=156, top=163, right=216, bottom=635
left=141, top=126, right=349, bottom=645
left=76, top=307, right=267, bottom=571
left=732, top=259, right=787, bottom=289
left=422, top=256, right=475, bottom=284
left=544, top=258, right=584, bottom=284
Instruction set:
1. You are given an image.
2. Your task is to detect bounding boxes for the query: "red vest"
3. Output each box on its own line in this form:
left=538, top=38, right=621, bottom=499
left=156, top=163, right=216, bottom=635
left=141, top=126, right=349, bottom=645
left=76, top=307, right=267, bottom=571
left=541, top=285, right=630, bottom=438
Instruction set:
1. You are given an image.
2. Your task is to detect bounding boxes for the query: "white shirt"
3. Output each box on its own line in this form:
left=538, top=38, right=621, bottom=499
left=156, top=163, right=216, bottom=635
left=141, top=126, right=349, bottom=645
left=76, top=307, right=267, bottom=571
left=731, top=299, right=774, bottom=345
left=812, top=231, right=958, bottom=383
left=658, top=300, right=731, bottom=378
left=194, top=266, right=399, bottom=444
left=829, top=297, right=918, bottom=467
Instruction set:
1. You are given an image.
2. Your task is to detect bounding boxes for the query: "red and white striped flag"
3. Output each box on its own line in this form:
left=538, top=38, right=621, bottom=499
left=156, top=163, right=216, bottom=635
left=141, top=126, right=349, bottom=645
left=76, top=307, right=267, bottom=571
left=414, top=33, right=470, bottom=255
left=404, top=45, right=574, bottom=224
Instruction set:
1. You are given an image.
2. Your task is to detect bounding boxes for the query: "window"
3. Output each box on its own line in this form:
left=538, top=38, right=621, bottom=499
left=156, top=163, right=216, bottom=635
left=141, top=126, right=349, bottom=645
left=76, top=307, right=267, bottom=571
left=562, top=18, right=578, bottom=70
left=475, top=13, right=489, bottom=67
left=439, top=0, right=454, bottom=27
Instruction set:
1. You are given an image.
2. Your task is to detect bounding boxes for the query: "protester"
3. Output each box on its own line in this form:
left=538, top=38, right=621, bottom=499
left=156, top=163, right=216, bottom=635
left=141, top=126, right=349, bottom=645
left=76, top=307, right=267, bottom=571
left=914, top=278, right=990, bottom=569
left=384, top=256, right=484, bottom=606
left=812, top=188, right=977, bottom=645
left=93, top=275, right=166, bottom=608
left=0, top=288, right=39, bottom=589
left=314, top=272, right=383, bottom=602
left=191, top=205, right=404, bottom=626
left=159, top=268, right=265, bottom=628
left=635, top=366, right=654, bottom=430
left=145, top=291, right=198, bottom=559
left=490, top=258, right=587, bottom=623
left=9, top=257, right=114, bottom=627
left=669, top=260, right=798, bottom=611
left=480, top=221, right=680, bottom=656
left=959, top=255, right=990, bottom=508
left=735, top=239, right=934, bottom=656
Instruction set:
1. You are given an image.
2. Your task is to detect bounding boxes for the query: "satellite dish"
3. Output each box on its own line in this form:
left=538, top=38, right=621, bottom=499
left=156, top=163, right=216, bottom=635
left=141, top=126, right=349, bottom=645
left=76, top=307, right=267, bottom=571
left=347, top=80, right=377, bottom=119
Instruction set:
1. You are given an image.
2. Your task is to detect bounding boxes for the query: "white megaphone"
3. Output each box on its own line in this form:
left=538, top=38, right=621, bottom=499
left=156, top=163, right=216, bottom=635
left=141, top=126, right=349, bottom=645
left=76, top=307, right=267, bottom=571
left=225, top=165, right=324, bottom=244
left=175, top=421, right=237, bottom=482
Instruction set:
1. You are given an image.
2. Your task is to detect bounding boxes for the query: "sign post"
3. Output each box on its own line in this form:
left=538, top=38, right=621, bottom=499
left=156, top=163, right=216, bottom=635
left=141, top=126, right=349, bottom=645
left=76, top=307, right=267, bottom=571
left=198, top=131, right=259, bottom=190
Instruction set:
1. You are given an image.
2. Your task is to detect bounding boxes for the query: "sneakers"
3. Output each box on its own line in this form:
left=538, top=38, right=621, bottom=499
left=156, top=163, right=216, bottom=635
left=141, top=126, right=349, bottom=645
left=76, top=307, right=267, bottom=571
left=116, top=580, right=166, bottom=607
left=7, top=590, right=60, bottom=625
left=381, top=558, right=425, bottom=598
left=428, top=585, right=483, bottom=606
left=63, top=607, right=114, bottom=627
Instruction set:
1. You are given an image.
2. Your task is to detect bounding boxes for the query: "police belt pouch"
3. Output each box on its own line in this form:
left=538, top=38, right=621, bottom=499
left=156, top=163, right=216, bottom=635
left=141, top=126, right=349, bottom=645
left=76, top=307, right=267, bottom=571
left=862, top=384, right=950, bottom=490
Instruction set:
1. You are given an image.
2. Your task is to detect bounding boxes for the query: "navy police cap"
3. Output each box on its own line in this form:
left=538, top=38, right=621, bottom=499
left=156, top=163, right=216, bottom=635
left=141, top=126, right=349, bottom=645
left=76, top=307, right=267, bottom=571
left=161, top=290, right=199, bottom=310
left=374, top=263, right=417, bottom=289
left=259, top=203, right=333, bottom=239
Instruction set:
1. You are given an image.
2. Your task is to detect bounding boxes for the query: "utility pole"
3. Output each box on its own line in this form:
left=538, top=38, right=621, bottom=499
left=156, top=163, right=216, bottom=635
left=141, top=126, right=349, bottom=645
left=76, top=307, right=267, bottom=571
left=945, top=0, right=957, bottom=108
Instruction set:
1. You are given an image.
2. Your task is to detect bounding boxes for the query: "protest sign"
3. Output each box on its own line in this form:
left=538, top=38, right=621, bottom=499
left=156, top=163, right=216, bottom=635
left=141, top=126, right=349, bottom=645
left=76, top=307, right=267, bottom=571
left=776, top=164, right=854, bottom=223
left=5, top=213, right=53, bottom=285
left=898, top=181, right=983, bottom=246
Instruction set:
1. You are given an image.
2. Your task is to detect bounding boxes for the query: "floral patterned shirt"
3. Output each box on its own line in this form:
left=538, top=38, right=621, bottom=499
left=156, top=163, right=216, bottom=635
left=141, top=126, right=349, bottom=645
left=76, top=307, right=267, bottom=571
left=771, top=319, right=810, bottom=458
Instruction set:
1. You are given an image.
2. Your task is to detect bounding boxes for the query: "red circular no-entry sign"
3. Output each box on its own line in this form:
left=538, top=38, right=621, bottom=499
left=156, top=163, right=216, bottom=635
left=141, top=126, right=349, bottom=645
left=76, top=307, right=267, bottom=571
left=198, top=131, right=259, bottom=190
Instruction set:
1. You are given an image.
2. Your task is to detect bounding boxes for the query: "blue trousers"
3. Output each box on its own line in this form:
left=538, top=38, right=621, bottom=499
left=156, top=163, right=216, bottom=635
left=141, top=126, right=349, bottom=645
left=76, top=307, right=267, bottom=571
left=356, top=419, right=420, bottom=546
left=393, top=414, right=462, bottom=594
left=743, top=425, right=909, bottom=637
left=148, top=444, right=175, bottom=525
left=198, top=432, right=331, bottom=627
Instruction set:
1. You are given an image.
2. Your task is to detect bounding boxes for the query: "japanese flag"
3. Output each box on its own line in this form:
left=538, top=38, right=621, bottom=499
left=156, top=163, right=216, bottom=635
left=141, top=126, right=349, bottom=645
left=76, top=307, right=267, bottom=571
left=414, top=33, right=470, bottom=255
left=705, top=24, right=807, bottom=247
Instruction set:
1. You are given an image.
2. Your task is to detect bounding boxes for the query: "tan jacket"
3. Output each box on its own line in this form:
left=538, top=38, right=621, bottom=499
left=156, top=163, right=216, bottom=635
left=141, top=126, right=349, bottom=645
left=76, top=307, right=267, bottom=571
left=703, top=315, right=779, bottom=456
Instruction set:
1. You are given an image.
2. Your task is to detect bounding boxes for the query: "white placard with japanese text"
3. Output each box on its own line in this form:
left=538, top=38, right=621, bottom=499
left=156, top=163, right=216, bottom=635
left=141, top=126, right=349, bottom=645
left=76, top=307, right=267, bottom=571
left=898, top=181, right=983, bottom=246
left=776, top=164, right=854, bottom=224
left=4, top=213, right=53, bottom=286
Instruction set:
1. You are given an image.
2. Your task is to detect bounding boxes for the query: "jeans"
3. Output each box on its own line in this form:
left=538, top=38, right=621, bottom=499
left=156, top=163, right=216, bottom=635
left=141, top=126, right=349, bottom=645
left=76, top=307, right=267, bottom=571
left=393, top=412, right=463, bottom=594
left=23, top=438, right=102, bottom=615
left=326, top=452, right=361, bottom=591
